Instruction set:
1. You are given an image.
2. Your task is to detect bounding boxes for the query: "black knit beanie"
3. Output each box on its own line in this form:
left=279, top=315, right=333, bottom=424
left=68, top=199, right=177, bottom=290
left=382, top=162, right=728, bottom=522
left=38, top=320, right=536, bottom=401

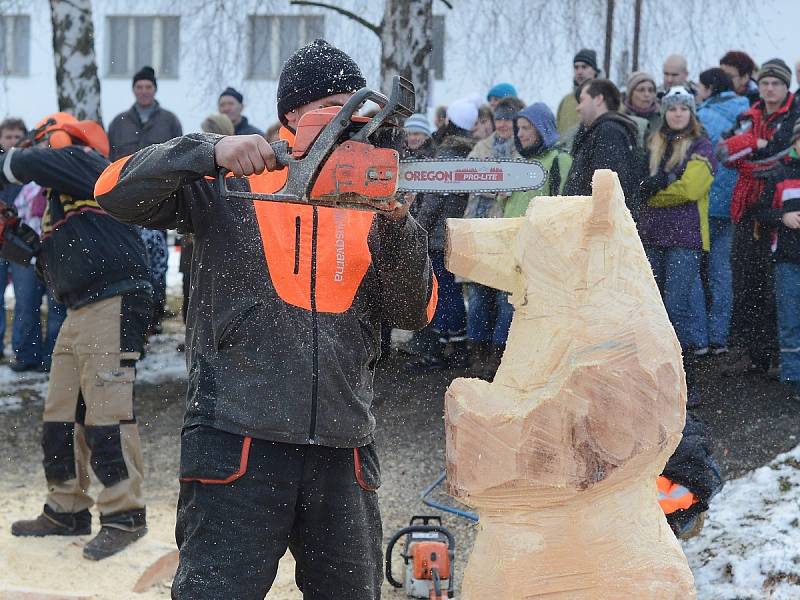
left=220, top=86, right=244, bottom=104
left=573, top=49, right=599, bottom=73
left=133, top=66, right=157, bottom=88
left=276, top=39, right=366, bottom=126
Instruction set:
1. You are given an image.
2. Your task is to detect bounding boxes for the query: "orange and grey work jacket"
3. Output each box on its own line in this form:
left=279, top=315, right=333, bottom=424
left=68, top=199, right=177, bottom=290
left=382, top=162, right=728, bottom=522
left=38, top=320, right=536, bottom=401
left=95, top=132, right=437, bottom=448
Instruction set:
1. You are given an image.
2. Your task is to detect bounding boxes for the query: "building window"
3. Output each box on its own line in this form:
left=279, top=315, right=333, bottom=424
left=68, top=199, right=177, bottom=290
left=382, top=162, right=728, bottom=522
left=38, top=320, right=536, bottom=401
left=430, top=15, right=445, bottom=80
left=248, top=15, right=324, bottom=80
left=106, top=16, right=180, bottom=78
left=0, top=15, right=30, bottom=76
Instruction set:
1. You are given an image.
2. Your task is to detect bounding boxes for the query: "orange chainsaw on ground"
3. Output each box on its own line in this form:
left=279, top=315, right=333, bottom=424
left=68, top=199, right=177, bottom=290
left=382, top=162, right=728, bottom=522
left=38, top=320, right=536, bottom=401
left=218, top=77, right=547, bottom=212
left=386, top=516, right=455, bottom=600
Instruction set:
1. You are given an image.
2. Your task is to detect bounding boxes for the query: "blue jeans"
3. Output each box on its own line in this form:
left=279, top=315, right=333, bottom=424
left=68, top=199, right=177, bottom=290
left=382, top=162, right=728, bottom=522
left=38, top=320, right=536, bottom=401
left=775, top=262, right=800, bottom=384
left=10, top=262, right=66, bottom=367
left=707, top=218, right=734, bottom=347
left=467, top=284, right=514, bottom=345
left=646, top=247, right=708, bottom=350
left=0, top=259, right=8, bottom=352
left=429, top=251, right=466, bottom=337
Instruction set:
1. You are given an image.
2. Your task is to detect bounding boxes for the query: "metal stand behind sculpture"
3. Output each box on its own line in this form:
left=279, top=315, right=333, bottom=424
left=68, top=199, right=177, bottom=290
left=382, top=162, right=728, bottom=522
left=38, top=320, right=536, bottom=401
left=444, top=170, right=696, bottom=599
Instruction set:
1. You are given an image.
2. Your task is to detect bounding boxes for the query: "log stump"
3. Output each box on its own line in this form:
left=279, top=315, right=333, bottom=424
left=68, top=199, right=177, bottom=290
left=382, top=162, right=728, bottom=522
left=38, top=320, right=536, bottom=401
left=444, top=170, right=695, bottom=599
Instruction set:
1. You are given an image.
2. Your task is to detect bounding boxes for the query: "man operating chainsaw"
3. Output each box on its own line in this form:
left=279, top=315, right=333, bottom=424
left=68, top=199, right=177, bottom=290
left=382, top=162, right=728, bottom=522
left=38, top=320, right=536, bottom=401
left=94, top=39, right=436, bottom=600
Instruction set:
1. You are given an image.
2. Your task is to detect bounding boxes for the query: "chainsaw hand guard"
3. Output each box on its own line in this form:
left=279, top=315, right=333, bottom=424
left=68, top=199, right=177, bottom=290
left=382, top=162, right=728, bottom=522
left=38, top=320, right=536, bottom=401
left=218, top=76, right=414, bottom=212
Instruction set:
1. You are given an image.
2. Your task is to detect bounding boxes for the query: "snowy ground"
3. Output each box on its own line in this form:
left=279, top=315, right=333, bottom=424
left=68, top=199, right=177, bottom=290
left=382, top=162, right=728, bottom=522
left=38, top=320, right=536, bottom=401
left=1, top=326, right=798, bottom=597
left=684, top=444, right=800, bottom=599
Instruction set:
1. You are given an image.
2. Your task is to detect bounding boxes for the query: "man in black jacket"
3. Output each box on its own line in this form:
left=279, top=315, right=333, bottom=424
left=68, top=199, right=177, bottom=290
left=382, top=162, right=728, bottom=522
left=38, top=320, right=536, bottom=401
left=218, top=86, right=264, bottom=136
left=95, top=39, right=435, bottom=600
left=564, top=79, right=642, bottom=213
left=108, top=65, right=182, bottom=335
left=2, top=113, right=152, bottom=560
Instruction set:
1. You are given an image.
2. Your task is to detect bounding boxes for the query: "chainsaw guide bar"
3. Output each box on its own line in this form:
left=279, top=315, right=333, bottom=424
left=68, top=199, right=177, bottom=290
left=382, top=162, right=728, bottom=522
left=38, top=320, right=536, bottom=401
left=398, top=157, right=547, bottom=194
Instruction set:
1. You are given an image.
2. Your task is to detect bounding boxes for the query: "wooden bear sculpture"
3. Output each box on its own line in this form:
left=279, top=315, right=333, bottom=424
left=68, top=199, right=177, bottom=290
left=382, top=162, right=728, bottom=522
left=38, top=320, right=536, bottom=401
left=444, top=170, right=695, bottom=599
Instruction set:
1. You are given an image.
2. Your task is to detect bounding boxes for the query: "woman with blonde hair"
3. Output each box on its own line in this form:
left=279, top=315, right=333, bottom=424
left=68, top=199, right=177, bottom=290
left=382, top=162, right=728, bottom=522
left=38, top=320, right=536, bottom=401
left=638, top=87, right=717, bottom=383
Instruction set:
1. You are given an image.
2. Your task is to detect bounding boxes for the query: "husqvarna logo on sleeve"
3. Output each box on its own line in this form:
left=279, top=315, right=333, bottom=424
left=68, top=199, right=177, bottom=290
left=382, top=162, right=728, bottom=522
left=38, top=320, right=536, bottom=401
left=334, top=210, right=346, bottom=282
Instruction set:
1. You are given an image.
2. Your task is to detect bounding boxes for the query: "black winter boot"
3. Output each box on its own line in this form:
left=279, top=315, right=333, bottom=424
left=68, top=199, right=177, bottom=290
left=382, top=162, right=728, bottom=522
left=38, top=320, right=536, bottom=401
left=467, top=341, right=490, bottom=376
left=83, top=525, right=148, bottom=561
left=445, top=339, right=471, bottom=369
left=11, top=505, right=91, bottom=537
left=481, top=343, right=505, bottom=381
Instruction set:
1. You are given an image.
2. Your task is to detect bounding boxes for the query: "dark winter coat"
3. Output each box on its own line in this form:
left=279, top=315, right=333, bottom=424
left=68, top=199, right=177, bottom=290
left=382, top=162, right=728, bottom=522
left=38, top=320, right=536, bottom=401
left=662, top=412, right=723, bottom=513
left=415, top=127, right=476, bottom=252
left=742, top=79, right=761, bottom=107
left=405, top=137, right=437, bottom=220
left=108, top=101, right=183, bottom=161
left=563, top=111, right=642, bottom=209
left=234, top=116, right=263, bottom=136
left=0, top=146, right=151, bottom=308
left=94, top=132, right=436, bottom=448
left=405, top=137, right=436, bottom=161
left=753, top=153, right=800, bottom=265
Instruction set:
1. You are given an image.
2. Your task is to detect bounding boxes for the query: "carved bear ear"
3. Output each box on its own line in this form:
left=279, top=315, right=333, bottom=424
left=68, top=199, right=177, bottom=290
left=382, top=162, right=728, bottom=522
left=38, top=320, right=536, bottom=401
left=587, top=169, right=624, bottom=236
left=446, top=217, right=524, bottom=293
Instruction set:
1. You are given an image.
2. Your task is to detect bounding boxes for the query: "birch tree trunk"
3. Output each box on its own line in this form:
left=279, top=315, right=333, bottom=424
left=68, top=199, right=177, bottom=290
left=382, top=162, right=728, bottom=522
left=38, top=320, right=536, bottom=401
left=380, top=0, right=433, bottom=112
left=49, top=0, right=103, bottom=122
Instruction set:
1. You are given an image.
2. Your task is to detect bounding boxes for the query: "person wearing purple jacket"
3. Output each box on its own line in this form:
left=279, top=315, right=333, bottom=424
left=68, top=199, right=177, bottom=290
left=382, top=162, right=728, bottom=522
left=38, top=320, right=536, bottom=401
left=638, top=87, right=717, bottom=406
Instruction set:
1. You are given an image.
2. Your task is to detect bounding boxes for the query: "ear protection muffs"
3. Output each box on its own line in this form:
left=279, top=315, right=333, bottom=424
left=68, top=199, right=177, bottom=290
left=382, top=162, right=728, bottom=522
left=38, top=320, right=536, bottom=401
left=46, top=129, right=73, bottom=149
left=32, top=112, right=78, bottom=148
left=30, top=112, right=109, bottom=157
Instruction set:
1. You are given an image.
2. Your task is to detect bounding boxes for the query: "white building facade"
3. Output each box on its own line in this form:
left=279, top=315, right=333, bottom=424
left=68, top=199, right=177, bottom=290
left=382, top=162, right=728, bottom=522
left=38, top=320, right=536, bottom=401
left=1, top=0, right=798, bottom=133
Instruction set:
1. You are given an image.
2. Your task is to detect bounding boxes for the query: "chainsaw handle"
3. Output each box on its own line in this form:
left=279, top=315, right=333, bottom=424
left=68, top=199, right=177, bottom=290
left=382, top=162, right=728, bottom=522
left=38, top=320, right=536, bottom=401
left=217, top=140, right=294, bottom=200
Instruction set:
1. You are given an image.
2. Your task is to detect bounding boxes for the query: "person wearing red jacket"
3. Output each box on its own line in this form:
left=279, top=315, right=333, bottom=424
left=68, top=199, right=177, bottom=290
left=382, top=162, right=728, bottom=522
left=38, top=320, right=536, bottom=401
left=717, top=58, right=800, bottom=376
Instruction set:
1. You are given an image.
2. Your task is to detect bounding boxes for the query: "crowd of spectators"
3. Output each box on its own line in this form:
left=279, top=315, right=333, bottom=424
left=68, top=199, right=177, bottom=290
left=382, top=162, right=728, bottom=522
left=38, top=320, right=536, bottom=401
left=397, top=49, right=800, bottom=410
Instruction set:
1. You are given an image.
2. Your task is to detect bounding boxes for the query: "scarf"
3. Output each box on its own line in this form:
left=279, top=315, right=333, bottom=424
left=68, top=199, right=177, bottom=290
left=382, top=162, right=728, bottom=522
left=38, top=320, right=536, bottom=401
left=624, top=98, right=659, bottom=119
left=492, top=134, right=515, bottom=159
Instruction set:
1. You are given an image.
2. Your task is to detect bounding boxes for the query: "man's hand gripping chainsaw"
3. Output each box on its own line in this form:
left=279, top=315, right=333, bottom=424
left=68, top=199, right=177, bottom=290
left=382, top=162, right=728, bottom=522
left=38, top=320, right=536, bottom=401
left=218, top=77, right=548, bottom=212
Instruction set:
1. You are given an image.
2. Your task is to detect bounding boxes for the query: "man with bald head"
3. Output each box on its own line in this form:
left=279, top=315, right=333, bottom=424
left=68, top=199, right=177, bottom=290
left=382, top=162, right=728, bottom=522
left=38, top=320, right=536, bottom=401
left=658, top=54, right=698, bottom=100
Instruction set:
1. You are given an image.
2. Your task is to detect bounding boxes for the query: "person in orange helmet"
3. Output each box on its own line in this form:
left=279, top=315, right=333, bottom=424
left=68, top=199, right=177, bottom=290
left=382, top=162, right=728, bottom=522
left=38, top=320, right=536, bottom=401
left=1, top=111, right=153, bottom=561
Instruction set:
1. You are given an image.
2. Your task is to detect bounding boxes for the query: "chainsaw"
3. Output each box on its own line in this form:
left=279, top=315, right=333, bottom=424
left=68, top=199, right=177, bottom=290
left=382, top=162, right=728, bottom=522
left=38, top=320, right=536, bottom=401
left=218, top=76, right=547, bottom=212
left=386, top=516, right=455, bottom=600
left=0, top=199, right=39, bottom=265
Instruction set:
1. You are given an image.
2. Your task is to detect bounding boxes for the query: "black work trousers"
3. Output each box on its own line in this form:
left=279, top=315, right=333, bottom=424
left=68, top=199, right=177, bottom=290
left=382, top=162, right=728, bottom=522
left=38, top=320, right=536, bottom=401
left=172, top=427, right=383, bottom=600
left=730, top=218, right=778, bottom=369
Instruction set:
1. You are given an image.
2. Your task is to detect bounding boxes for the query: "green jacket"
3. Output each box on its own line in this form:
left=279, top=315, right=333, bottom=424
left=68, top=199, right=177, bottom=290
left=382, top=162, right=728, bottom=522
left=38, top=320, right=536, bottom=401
left=557, top=91, right=579, bottom=136
left=503, top=148, right=573, bottom=218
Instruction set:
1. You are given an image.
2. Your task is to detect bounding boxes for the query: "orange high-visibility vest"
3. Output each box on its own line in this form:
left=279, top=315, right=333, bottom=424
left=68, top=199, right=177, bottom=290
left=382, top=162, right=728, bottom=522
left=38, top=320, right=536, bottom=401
left=657, top=475, right=698, bottom=514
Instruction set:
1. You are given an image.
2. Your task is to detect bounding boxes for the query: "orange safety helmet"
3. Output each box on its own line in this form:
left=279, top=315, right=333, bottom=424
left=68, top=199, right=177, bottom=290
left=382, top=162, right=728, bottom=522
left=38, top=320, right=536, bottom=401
left=32, top=112, right=110, bottom=158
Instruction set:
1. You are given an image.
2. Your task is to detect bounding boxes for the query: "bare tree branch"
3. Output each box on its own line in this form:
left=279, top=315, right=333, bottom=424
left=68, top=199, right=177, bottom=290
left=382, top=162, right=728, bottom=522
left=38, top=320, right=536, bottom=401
left=437, top=0, right=454, bottom=8
left=290, top=0, right=382, bottom=36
